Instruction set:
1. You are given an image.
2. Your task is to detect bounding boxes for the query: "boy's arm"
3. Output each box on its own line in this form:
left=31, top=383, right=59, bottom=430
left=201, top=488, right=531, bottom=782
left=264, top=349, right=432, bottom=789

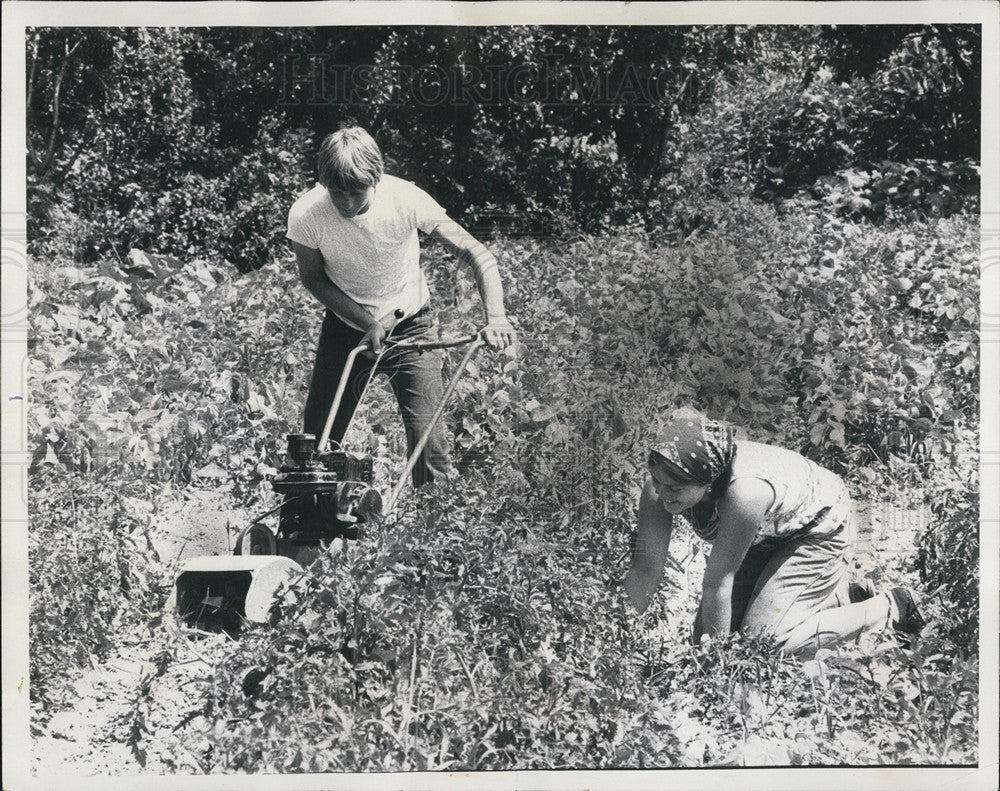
left=624, top=479, right=674, bottom=613
left=292, top=242, right=388, bottom=352
left=428, top=221, right=516, bottom=349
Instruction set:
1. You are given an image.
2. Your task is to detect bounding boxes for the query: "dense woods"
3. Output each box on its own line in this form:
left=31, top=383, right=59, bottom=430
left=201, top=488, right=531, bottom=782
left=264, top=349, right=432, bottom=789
left=28, top=26, right=979, bottom=260
left=25, top=24, right=982, bottom=773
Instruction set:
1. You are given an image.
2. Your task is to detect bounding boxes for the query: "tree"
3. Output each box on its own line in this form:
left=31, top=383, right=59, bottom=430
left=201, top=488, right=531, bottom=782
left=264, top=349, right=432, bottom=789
left=26, top=28, right=116, bottom=189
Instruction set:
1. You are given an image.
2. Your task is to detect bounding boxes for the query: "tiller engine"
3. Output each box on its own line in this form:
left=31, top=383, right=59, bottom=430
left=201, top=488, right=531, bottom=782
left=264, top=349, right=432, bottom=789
left=169, top=326, right=484, bottom=629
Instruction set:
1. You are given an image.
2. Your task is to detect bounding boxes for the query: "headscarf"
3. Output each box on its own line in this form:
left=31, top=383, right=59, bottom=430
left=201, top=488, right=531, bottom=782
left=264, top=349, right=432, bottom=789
left=648, top=407, right=736, bottom=486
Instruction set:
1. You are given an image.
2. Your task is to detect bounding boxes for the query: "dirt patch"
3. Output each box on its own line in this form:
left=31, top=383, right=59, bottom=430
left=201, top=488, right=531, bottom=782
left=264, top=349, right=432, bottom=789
left=31, top=485, right=250, bottom=778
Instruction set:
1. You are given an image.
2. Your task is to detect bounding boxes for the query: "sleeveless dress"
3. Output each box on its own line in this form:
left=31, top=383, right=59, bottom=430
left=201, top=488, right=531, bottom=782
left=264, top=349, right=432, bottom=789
left=691, top=440, right=857, bottom=547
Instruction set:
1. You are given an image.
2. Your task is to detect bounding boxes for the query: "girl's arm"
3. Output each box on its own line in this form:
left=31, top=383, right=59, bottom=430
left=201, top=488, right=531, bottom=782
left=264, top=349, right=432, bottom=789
left=429, top=221, right=516, bottom=349
left=695, top=478, right=773, bottom=641
left=624, top=479, right=674, bottom=613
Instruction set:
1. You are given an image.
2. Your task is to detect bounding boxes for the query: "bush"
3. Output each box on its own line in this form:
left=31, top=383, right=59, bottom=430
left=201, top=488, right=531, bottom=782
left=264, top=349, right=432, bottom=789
left=805, top=158, right=980, bottom=220
left=29, top=471, right=160, bottom=718
left=665, top=27, right=980, bottom=222
left=31, top=123, right=315, bottom=271
left=172, top=498, right=687, bottom=771
left=26, top=248, right=315, bottom=495
left=916, top=444, right=978, bottom=650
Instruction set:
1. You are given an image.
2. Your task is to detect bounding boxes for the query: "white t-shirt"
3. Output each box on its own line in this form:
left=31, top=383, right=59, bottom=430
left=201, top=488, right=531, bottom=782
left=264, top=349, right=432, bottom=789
left=286, top=174, right=449, bottom=329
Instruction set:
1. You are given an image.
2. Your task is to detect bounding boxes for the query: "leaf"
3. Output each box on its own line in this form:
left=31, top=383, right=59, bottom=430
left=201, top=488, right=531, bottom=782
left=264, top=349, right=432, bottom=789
left=125, top=249, right=159, bottom=279
left=556, top=278, right=583, bottom=300
left=530, top=405, right=557, bottom=423
left=42, top=444, right=61, bottom=466
left=193, top=462, right=228, bottom=480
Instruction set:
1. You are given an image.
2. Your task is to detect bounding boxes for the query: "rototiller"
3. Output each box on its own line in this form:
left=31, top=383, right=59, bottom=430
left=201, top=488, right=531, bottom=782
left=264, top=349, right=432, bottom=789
left=170, top=323, right=484, bottom=629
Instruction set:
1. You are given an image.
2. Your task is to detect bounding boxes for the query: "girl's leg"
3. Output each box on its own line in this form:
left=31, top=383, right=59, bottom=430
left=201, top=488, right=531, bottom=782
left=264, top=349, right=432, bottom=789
left=778, top=586, right=923, bottom=653
left=740, top=532, right=886, bottom=654
left=778, top=595, right=893, bottom=653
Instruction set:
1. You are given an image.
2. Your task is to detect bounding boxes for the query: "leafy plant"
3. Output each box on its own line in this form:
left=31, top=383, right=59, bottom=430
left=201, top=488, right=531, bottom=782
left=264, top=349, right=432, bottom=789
left=29, top=470, right=160, bottom=720
left=25, top=25, right=980, bottom=768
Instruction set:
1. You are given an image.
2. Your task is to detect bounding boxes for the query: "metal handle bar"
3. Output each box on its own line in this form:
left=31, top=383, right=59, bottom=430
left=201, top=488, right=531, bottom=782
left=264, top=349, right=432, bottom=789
left=384, top=336, right=484, bottom=515
left=317, top=343, right=369, bottom=453
left=383, top=332, right=482, bottom=352
left=316, top=330, right=485, bottom=455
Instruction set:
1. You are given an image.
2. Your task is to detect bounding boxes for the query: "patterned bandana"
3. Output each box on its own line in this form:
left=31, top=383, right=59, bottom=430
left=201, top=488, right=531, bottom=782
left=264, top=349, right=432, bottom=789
left=648, top=408, right=736, bottom=486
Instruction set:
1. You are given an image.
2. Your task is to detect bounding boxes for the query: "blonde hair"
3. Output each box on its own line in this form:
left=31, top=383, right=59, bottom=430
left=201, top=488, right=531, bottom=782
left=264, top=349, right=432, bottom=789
left=317, top=127, right=384, bottom=191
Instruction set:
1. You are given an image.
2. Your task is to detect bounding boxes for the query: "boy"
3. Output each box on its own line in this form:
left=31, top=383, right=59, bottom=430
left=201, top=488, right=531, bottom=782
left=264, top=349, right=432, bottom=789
left=286, top=126, right=516, bottom=487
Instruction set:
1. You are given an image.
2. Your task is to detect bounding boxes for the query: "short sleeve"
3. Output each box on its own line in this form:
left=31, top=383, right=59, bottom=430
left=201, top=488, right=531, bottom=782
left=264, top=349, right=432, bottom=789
left=407, top=182, right=449, bottom=234
left=286, top=200, right=318, bottom=248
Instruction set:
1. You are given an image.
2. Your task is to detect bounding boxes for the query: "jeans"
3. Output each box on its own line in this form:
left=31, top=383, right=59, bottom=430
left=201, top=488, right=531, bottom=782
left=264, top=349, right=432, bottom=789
left=302, top=308, right=453, bottom=487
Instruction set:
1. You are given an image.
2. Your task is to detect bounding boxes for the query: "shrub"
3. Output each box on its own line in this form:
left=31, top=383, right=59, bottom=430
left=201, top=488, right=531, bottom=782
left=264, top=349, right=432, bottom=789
left=29, top=471, right=160, bottom=718
left=805, top=159, right=980, bottom=221
left=664, top=27, right=980, bottom=223
left=916, top=442, right=978, bottom=651
left=28, top=171, right=978, bottom=764
left=170, top=495, right=688, bottom=772
left=160, top=196, right=978, bottom=769
left=26, top=248, right=314, bottom=495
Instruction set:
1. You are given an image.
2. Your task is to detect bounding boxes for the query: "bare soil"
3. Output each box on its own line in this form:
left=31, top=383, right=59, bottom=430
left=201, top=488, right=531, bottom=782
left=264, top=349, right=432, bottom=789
left=31, top=486, right=247, bottom=778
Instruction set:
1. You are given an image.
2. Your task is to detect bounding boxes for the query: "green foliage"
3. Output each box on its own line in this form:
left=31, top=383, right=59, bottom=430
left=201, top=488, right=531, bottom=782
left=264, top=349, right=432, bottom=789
left=807, top=159, right=979, bottom=220
left=27, top=26, right=980, bottom=265
left=369, top=26, right=742, bottom=236
left=28, top=29, right=315, bottom=269
left=633, top=628, right=977, bottom=766
left=25, top=25, right=980, bottom=764
left=18, top=196, right=960, bottom=768
left=666, top=26, right=980, bottom=219
left=29, top=471, right=160, bottom=718
left=171, top=506, right=684, bottom=771
left=27, top=248, right=315, bottom=487
left=917, top=455, right=978, bottom=649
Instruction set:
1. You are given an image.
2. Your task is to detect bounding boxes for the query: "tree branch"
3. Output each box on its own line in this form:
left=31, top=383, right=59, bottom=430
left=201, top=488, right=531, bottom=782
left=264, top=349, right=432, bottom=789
left=38, top=36, right=82, bottom=179
left=53, top=125, right=98, bottom=185
left=26, top=31, right=43, bottom=173
left=932, top=25, right=975, bottom=90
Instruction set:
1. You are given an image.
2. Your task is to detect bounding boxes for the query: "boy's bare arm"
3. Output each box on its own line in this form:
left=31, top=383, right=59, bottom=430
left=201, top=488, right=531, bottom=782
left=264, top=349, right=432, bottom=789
left=429, top=221, right=516, bottom=349
left=292, top=242, right=387, bottom=352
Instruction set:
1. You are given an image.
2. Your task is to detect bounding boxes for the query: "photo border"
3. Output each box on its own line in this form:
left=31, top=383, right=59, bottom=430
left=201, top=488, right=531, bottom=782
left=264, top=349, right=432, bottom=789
left=3, top=3, right=997, bottom=790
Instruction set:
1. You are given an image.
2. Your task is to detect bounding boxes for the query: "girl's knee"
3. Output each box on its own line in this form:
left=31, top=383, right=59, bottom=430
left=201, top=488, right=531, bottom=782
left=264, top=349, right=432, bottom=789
left=739, top=614, right=798, bottom=649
